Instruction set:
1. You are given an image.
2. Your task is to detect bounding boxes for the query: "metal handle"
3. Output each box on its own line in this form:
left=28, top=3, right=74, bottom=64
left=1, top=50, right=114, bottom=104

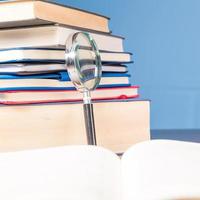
left=83, top=103, right=97, bottom=145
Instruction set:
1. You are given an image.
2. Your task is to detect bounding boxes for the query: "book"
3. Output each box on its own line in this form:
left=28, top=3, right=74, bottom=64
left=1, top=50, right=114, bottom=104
left=0, top=63, right=128, bottom=74
left=0, top=25, right=124, bottom=51
left=0, top=0, right=110, bottom=33
left=0, top=72, right=130, bottom=90
left=0, top=140, right=199, bottom=199
left=0, top=48, right=132, bottom=64
left=0, top=99, right=150, bottom=153
left=0, top=86, right=139, bottom=105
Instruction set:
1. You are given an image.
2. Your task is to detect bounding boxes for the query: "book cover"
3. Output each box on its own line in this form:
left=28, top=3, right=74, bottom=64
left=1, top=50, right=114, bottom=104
left=0, top=0, right=110, bottom=32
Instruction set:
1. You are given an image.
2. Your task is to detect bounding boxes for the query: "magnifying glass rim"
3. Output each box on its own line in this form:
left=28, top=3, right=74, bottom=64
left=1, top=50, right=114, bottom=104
left=65, top=32, right=102, bottom=92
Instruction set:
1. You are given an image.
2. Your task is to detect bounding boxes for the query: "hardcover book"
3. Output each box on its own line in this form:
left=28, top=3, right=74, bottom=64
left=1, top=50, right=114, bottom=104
left=0, top=99, right=150, bottom=153
left=0, top=72, right=131, bottom=90
left=0, top=25, right=123, bottom=51
left=0, top=48, right=132, bottom=64
left=0, top=0, right=110, bottom=32
left=0, top=63, right=128, bottom=74
left=0, top=86, right=139, bottom=105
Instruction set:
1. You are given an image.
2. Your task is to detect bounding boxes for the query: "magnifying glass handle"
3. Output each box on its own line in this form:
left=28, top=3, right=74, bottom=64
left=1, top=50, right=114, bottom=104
left=83, top=90, right=97, bottom=145
left=83, top=103, right=97, bottom=145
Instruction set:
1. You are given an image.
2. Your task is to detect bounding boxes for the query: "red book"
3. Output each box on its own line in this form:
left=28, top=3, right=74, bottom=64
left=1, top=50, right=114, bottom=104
left=0, top=86, right=139, bottom=105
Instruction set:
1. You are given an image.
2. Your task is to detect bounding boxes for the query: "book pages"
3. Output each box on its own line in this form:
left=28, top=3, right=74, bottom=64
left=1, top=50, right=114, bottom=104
left=121, top=140, right=200, bottom=200
left=0, top=145, right=121, bottom=200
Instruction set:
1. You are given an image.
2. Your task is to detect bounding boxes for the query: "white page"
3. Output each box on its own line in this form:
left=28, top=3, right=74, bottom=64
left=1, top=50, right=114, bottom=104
left=0, top=145, right=121, bottom=200
left=121, top=140, right=200, bottom=200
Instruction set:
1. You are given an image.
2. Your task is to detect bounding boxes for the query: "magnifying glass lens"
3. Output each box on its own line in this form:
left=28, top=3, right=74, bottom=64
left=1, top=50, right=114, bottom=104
left=66, top=32, right=101, bottom=92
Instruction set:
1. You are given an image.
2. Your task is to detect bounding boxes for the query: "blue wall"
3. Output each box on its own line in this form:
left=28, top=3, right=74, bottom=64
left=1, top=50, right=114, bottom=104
left=57, top=0, right=200, bottom=130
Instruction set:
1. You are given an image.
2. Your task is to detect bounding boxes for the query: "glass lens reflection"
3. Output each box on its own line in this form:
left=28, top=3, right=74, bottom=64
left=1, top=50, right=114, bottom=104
left=72, top=32, right=101, bottom=91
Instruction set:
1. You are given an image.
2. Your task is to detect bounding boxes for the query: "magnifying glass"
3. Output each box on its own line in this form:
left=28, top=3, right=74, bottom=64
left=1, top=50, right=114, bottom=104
left=65, top=32, right=102, bottom=145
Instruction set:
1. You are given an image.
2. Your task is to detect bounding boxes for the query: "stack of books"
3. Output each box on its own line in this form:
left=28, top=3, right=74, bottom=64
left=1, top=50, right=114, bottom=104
left=0, top=0, right=150, bottom=153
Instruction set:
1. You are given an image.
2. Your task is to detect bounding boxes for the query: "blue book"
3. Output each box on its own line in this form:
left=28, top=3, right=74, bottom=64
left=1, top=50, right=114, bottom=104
left=0, top=72, right=130, bottom=81
left=0, top=72, right=131, bottom=91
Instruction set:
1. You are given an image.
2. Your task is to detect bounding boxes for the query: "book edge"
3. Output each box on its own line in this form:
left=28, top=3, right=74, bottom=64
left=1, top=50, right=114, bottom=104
left=0, top=24, right=124, bottom=40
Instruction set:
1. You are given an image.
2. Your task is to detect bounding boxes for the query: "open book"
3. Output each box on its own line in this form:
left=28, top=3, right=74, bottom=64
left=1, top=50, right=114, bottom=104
left=0, top=140, right=200, bottom=200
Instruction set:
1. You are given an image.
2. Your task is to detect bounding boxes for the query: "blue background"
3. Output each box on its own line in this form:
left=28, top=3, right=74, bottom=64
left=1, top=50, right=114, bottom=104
left=56, top=0, right=200, bottom=134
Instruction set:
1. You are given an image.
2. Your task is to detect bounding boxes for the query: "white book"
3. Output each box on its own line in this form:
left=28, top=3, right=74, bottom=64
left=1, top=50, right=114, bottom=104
left=0, top=140, right=199, bottom=200
left=0, top=76, right=129, bottom=89
left=0, top=48, right=131, bottom=64
left=0, top=25, right=124, bottom=51
left=0, top=63, right=128, bottom=74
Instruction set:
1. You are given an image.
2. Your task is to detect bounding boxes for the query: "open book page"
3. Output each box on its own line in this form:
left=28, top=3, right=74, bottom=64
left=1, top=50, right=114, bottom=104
left=121, top=140, right=200, bottom=200
left=0, top=145, right=121, bottom=200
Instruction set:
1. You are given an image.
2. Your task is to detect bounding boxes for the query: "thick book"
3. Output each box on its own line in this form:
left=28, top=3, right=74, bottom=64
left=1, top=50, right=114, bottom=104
left=0, top=86, right=139, bottom=105
left=0, top=140, right=199, bottom=199
left=0, top=63, right=128, bottom=74
left=0, top=25, right=123, bottom=51
left=0, top=0, right=110, bottom=33
left=0, top=48, right=132, bottom=64
left=0, top=72, right=130, bottom=91
left=0, top=99, right=150, bottom=153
